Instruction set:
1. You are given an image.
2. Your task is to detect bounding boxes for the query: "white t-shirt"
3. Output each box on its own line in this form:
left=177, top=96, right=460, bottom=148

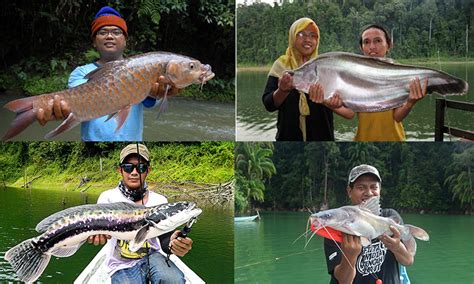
left=97, top=186, right=169, bottom=275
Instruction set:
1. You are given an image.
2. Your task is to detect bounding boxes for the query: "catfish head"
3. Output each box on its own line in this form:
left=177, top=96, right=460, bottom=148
left=310, top=207, right=355, bottom=231
left=292, top=58, right=319, bottom=94
left=166, top=59, right=215, bottom=89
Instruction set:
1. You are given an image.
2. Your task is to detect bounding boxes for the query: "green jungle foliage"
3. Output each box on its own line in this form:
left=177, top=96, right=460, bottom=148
left=235, top=142, right=473, bottom=213
left=0, top=142, right=234, bottom=192
left=237, top=0, right=473, bottom=65
left=0, top=1, right=234, bottom=101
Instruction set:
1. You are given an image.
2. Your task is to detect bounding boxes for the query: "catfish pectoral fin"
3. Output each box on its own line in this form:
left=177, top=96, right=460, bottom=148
left=114, top=105, right=132, bottom=132
left=129, top=225, right=149, bottom=252
left=50, top=240, right=86, bottom=257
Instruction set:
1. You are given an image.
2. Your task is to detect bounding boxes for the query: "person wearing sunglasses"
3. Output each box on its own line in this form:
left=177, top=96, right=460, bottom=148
left=88, top=143, right=192, bottom=283
left=35, top=6, right=179, bottom=141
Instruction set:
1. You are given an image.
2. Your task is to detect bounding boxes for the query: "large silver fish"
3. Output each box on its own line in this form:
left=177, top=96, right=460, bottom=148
left=310, top=196, right=429, bottom=256
left=4, top=201, right=202, bottom=283
left=292, top=52, right=468, bottom=112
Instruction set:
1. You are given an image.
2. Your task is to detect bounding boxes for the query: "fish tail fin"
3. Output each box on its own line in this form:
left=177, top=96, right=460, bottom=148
left=427, top=75, right=469, bottom=96
left=4, top=238, right=51, bottom=283
left=3, top=97, right=37, bottom=140
left=405, top=224, right=429, bottom=241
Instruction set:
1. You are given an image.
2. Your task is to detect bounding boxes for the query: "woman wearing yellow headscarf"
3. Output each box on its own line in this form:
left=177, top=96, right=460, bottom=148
left=262, top=17, right=334, bottom=141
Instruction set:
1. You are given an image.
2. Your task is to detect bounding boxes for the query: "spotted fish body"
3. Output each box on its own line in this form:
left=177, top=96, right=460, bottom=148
left=4, top=201, right=202, bottom=283
left=2, top=52, right=215, bottom=140
left=310, top=196, right=429, bottom=257
left=292, top=52, right=468, bottom=112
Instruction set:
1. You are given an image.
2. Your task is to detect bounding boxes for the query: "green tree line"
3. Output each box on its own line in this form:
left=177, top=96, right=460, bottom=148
left=0, top=142, right=234, bottom=191
left=237, top=0, right=473, bottom=65
left=235, top=142, right=473, bottom=213
left=0, top=0, right=234, bottom=101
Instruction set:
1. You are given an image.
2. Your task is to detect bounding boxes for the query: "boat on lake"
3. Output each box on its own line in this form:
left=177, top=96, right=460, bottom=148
left=234, top=211, right=260, bottom=222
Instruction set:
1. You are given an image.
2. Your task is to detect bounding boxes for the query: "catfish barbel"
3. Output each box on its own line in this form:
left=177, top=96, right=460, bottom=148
left=4, top=201, right=202, bottom=283
left=292, top=52, right=468, bottom=112
left=2, top=52, right=215, bottom=140
left=310, top=196, right=429, bottom=256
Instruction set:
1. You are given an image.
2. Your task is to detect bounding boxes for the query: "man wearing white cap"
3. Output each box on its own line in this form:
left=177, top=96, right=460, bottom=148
left=89, top=143, right=192, bottom=283
left=324, top=164, right=413, bottom=284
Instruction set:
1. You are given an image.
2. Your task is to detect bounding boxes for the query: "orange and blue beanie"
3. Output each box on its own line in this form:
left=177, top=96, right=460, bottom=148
left=91, top=6, right=128, bottom=38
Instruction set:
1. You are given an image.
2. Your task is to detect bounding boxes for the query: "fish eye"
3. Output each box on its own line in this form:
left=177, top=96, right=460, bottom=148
left=189, top=63, right=195, bottom=69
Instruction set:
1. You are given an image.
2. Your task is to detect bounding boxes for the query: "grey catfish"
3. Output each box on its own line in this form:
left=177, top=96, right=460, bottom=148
left=4, top=201, right=202, bottom=283
left=310, top=196, right=429, bottom=256
left=292, top=52, right=468, bottom=112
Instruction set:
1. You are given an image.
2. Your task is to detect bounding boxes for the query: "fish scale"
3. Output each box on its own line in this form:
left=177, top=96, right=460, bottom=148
left=2, top=52, right=215, bottom=140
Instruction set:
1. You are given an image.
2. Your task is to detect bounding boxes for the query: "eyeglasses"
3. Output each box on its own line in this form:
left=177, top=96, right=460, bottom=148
left=120, top=163, right=149, bottom=174
left=96, top=29, right=124, bottom=38
left=296, top=31, right=318, bottom=40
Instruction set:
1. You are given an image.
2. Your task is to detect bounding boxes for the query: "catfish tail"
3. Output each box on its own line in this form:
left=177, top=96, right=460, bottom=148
left=401, top=224, right=429, bottom=257
left=406, top=224, right=429, bottom=241
left=3, top=96, right=38, bottom=140
left=427, top=72, right=469, bottom=96
left=4, top=238, right=51, bottom=283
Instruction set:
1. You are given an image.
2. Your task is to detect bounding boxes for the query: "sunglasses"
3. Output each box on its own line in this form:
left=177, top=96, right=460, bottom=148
left=120, top=163, right=149, bottom=174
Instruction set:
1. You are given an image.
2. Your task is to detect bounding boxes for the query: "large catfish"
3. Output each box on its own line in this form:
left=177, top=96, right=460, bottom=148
left=292, top=52, right=468, bottom=112
left=310, top=196, right=429, bottom=256
left=5, top=201, right=202, bottom=283
left=3, top=52, right=215, bottom=140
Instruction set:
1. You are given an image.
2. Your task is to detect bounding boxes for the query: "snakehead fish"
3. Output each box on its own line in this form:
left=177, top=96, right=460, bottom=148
left=2, top=52, right=215, bottom=140
left=4, top=201, right=202, bottom=283
left=291, top=52, right=468, bottom=112
left=310, top=196, right=429, bottom=256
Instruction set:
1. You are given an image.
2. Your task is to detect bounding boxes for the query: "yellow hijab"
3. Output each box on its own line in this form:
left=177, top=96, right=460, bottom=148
left=269, top=17, right=320, bottom=141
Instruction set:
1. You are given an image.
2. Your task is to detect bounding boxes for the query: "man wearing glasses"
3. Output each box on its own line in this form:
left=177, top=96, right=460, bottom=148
left=36, top=6, right=178, bottom=141
left=88, top=143, right=192, bottom=283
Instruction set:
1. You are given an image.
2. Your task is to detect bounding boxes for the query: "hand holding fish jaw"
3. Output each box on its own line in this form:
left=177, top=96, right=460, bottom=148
left=169, top=230, right=193, bottom=257
left=36, top=95, right=71, bottom=126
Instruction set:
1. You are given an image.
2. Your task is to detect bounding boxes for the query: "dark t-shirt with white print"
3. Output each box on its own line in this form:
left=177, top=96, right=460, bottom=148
left=324, top=208, right=403, bottom=284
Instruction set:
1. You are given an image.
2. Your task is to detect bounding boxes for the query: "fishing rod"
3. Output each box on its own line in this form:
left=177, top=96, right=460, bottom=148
left=135, top=142, right=152, bottom=283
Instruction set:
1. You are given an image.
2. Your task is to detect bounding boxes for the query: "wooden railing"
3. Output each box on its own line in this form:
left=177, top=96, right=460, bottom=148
left=435, top=98, right=474, bottom=141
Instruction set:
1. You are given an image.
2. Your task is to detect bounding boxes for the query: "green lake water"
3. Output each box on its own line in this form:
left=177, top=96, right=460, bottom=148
left=235, top=211, right=474, bottom=283
left=236, top=63, right=474, bottom=141
left=0, top=187, right=233, bottom=283
left=0, top=95, right=235, bottom=141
